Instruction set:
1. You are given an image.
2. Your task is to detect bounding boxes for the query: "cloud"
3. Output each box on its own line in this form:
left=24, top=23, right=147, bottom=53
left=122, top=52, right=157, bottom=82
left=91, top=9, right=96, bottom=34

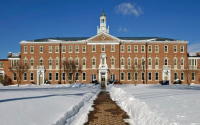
left=188, top=42, right=200, bottom=55
left=115, top=3, right=143, bottom=17
left=118, top=27, right=128, bottom=32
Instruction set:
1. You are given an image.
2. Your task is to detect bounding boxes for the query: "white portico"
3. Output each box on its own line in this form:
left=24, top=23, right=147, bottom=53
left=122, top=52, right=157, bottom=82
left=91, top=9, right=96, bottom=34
left=99, top=53, right=108, bottom=87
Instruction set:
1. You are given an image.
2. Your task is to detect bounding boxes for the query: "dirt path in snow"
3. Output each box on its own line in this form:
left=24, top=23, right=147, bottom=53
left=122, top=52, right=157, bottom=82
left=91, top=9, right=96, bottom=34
left=84, top=91, right=130, bottom=125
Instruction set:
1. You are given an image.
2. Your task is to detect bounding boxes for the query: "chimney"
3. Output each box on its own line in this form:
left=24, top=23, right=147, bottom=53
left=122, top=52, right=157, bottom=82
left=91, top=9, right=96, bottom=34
left=8, top=52, right=12, bottom=57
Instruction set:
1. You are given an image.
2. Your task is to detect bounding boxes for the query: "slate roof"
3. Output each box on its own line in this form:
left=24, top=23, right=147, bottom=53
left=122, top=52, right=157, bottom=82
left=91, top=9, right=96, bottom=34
left=29, top=37, right=180, bottom=42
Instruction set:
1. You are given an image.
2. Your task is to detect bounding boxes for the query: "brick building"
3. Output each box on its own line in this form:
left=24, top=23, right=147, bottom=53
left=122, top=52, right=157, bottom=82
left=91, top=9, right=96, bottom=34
left=0, top=12, right=200, bottom=86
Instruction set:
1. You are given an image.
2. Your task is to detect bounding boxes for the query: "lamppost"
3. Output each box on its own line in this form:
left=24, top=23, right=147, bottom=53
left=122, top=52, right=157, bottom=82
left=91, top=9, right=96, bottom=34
left=142, top=61, right=145, bottom=84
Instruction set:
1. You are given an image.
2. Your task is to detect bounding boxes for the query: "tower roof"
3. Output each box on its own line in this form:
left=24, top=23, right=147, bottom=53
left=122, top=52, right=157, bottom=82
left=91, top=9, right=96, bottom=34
left=101, top=12, right=106, bottom=16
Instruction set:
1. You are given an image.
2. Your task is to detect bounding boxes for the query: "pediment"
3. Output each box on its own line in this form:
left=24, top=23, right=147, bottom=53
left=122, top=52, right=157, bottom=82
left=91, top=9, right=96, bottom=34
left=87, top=33, right=120, bottom=42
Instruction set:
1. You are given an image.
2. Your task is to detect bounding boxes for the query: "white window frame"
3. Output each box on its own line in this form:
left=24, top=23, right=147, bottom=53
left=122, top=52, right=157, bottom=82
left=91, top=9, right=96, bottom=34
left=121, top=72, right=124, bottom=81
left=0, top=62, right=3, bottom=69
left=49, top=72, right=52, bottom=81
left=164, top=45, right=168, bottom=53
left=75, top=72, right=79, bottom=81
left=135, top=72, right=138, bottom=81
left=141, top=45, right=145, bottom=53
left=55, top=58, right=59, bottom=69
left=155, top=72, right=159, bottom=81
left=121, top=58, right=125, bottom=69
left=82, top=58, right=86, bottom=69
left=49, top=46, right=52, bottom=53
left=13, top=73, right=17, bottom=81
left=127, top=45, right=131, bottom=53
left=92, top=45, right=96, bottom=52
left=181, top=46, right=184, bottom=53
left=141, top=72, right=145, bottom=81
left=24, top=46, right=27, bottom=53
left=121, top=45, right=124, bottom=52
left=155, top=45, right=159, bottom=53
left=55, top=73, right=59, bottom=81
left=111, top=44, right=115, bottom=52
left=40, top=46, right=43, bottom=53
left=127, top=72, right=131, bottom=81
left=30, top=46, right=34, bottom=53
left=62, top=72, right=65, bottom=81
left=101, top=44, right=105, bottom=52
left=39, top=58, right=43, bottom=66
left=82, top=45, right=86, bottom=53
left=192, top=72, right=195, bottom=81
left=30, top=72, right=34, bottom=81
left=148, top=72, right=152, bottom=81
left=75, top=45, right=79, bottom=53
left=62, top=46, right=66, bottom=53
left=49, top=58, right=52, bottom=69
left=181, top=72, right=184, bottom=81
left=164, top=58, right=168, bottom=65
left=148, top=45, right=152, bottom=52
left=55, top=46, right=59, bottom=53
left=92, top=58, right=96, bottom=69
left=83, top=72, right=86, bottom=81
left=24, top=72, right=27, bottom=81
left=134, top=45, right=138, bottom=52
left=69, top=45, right=72, bottom=53
left=174, top=45, right=177, bottom=53
left=174, top=72, right=178, bottom=80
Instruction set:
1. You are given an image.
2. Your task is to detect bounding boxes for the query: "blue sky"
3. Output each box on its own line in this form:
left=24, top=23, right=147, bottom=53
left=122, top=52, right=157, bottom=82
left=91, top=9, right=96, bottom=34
left=0, top=0, right=200, bottom=58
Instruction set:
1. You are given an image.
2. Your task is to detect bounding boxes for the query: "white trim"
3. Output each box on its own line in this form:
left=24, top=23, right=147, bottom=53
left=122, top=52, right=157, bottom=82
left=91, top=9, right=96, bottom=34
left=87, top=42, right=119, bottom=45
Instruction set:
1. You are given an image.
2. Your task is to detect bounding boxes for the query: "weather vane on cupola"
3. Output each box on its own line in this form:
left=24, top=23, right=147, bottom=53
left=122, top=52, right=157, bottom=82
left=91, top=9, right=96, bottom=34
left=97, top=9, right=109, bottom=34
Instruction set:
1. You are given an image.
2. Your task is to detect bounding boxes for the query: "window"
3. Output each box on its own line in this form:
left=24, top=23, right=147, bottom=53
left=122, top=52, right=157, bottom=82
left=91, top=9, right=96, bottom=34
left=128, top=72, right=131, bottom=81
left=181, top=72, right=184, bottom=80
left=24, top=72, right=27, bottom=81
left=155, top=72, right=159, bottom=81
left=111, top=58, right=115, bottom=68
left=49, top=73, right=52, bottom=81
left=62, top=46, right=66, bottom=53
left=148, top=58, right=152, bottom=66
left=141, top=58, right=145, bottom=66
left=55, top=46, right=59, bottom=53
left=134, top=58, right=138, bottom=66
left=83, top=72, right=86, bottom=81
left=55, top=58, right=59, bottom=69
left=68, top=73, right=72, bottom=81
left=134, top=45, right=138, bottom=52
left=164, top=58, right=168, bottom=65
left=30, top=73, right=34, bottom=81
left=111, top=45, right=115, bottom=52
left=155, top=45, right=159, bottom=53
left=92, top=45, right=96, bottom=52
left=192, top=72, right=195, bottom=81
left=76, top=72, right=79, bottom=80
left=82, top=45, right=86, bottom=53
left=0, top=62, right=3, bottom=69
left=110, top=74, right=115, bottom=81
left=69, top=45, right=72, bottom=53
left=91, top=74, right=96, bottom=81
left=75, top=58, right=79, bottom=68
left=56, top=73, right=59, bottom=81
left=121, top=72, right=124, bottom=80
left=174, top=72, right=177, bottom=80
left=148, top=45, right=152, bottom=52
left=127, top=58, right=131, bottom=67
left=155, top=58, right=159, bottom=66
left=148, top=72, right=152, bottom=80
left=49, top=46, right=52, bottom=53
left=181, top=46, right=184, bottom=53
left=174, top=46, right=177, bottom=53
left=92, top=58, right=96, bottom=68
left=24, top=46, right=27, bottom=53
left=30, top=46, right=34, bottom=53
left=40, top=46, right=43, bottom=53
left=12, top=60, right=19, bottom=67
left=141, top=45, right=145, bottom=53
left=164, top=45, right=168, bottom=53
left=135, top=72, right=138, bottom=81
left=75, top=45, right=79, bottom=53
left=181, top=58, right=184, bottom=66
left=101, top=44, right=105, bottom=52
left=82, top=58, right=86, bottom=68
left=30, top=59, right=33, bottom=68
left=13, top=73, right=17, bottom=81
left=62, top=73, right=65, bottom=80
left=174, top=58, right=177, bottom=66
left=24, top=59, right=27, bottom=66
left=121, top=58, right=124, bottom=68
left=49, top=58, right=52, bottom=68
left=127, top=45, right=131, bottom=52
left=142, top=72, right=145, bottom=81
left=40, top=58, right=43, bottom=66
left=121, top=45, right=124, bottom=52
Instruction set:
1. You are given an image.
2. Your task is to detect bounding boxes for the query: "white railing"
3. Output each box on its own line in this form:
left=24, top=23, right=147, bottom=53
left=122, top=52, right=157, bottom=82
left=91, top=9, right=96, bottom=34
left=174, top=65, right=177, bottom=69
left=163, top=65, right=171, bottom=69
left=148, top=65, right=152, bottom=69
left=155, top=65, right=159, bottom=69
left=121, top=65, right=124, bottom=69
left=37, top=66, right=44, bottom=69
left=181, top=65, right=184, bottom=69
left=189, top=65, right=197, bottom=69
left=111, top=65, right=115, bottom=69
left=82, top=65, right=86, bottom=69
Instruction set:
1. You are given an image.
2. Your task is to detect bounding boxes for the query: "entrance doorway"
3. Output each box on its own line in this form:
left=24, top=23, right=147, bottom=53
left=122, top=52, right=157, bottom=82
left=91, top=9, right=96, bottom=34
left=101, top=75, right=105, bottom=87
left=0, top=73, right=3, bottom=83
left=39, top=75, right=43, bottom=85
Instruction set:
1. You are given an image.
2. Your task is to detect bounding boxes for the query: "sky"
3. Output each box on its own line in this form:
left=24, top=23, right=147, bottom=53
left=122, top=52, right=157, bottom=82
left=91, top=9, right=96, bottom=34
left=0, top=0, right=200, bottom=58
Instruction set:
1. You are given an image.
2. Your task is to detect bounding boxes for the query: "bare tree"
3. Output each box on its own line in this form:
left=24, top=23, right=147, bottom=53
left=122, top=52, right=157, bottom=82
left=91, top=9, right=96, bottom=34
left=9, top=63, right=29, bottom=87
left=183, top=64, right=198, bottom=86
left=127, top=64, right=142, bottom=86
left=63, top=60, right=82, bottom=84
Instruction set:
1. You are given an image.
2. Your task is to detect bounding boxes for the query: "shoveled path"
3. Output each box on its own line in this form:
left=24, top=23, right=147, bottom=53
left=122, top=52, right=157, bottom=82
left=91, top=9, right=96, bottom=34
left=84, top=91, right=130, bottom=125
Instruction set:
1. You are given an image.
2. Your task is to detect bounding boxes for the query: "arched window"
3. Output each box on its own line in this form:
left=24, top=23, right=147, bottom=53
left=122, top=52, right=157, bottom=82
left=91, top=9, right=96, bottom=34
left=82, top=57, right=86, bottom=69
left=39, top=57, right=43, bottom=66
left=49, top=57, right=52, bottom=69
left=55, top=57, right=59, bottom=69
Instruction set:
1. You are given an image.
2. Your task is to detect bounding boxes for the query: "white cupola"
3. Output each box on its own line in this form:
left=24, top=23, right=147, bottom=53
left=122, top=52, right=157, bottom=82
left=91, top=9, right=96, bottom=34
left=97, top=12, right=109, bottom=34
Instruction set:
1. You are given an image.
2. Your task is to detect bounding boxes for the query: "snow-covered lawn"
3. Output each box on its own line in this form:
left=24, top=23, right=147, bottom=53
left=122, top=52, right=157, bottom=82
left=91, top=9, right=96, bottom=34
left=0, top=83, right=100, bottom=125
left=111, top=84, right=200, bottom=125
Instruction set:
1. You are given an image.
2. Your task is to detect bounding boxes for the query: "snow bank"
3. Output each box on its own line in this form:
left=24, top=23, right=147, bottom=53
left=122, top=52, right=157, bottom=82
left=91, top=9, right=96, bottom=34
left=54, top=84, right=100, bottom=125
left=109, top=86, right=172, bottom=125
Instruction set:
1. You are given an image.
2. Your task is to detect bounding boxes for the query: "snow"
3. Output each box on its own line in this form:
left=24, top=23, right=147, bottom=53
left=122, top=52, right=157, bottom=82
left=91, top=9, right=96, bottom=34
left=110, top=84, right=200, bottom=125
left=0, top=83, right=100, bottom=125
